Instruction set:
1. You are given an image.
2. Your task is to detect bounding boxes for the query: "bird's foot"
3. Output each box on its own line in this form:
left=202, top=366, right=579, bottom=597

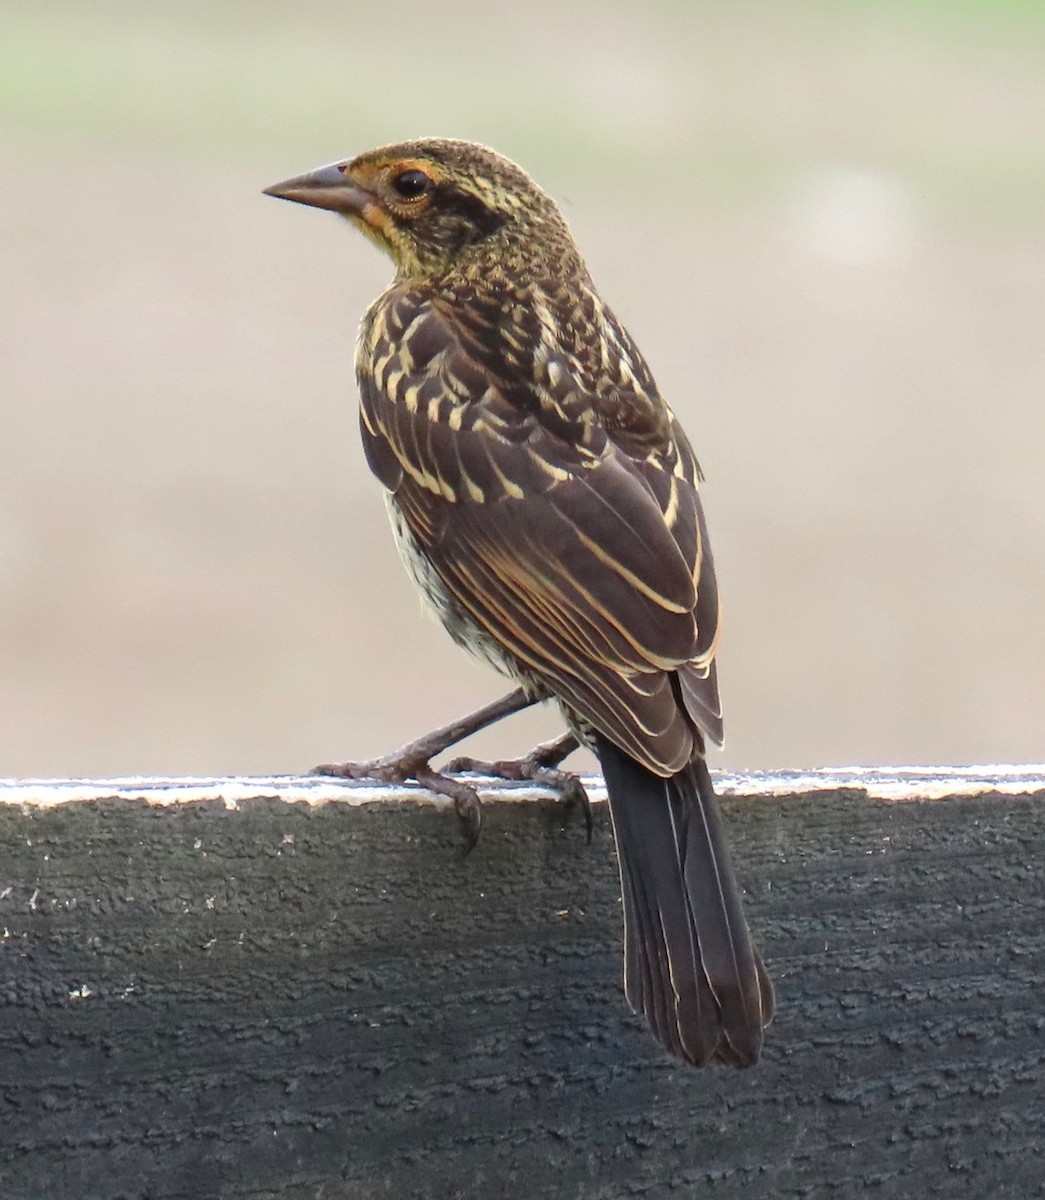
left=312, top=752, right=484, bottom=852
left=310, top=688, right=539, bottom=852
left=445, top=733, right=593, bottom=842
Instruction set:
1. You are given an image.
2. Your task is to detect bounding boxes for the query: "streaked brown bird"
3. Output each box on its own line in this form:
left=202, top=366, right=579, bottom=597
left=264, top=139, right=774, bottom=1067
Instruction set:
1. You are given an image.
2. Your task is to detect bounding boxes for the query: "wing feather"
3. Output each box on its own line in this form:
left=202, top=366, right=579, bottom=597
left=358, top=286, right=723, bottom=769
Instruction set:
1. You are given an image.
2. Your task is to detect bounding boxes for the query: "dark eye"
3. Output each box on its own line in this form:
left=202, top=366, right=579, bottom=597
left=391, top=169, right=431, bottom=201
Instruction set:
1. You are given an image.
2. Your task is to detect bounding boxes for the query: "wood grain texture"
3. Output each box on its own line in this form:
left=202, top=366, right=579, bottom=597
left=1, top=773, right=1043, bottom=1200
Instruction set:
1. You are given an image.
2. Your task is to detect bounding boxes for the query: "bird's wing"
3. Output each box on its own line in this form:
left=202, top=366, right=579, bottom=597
left=597, top=311, right=723, bottom=744
left=358, top=287, right=719, bottom=771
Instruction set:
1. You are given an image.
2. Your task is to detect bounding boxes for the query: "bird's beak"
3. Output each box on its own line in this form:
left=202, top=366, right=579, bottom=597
left=263, top=162, right=371, bottom=217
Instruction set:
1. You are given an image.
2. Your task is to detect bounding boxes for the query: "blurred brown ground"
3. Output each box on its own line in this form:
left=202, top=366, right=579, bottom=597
left=1, top=1, right=1043, bottom=777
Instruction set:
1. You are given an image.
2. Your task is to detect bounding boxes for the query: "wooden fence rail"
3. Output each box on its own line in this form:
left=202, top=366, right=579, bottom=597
left=1, top=767, right=1043, bottom=1199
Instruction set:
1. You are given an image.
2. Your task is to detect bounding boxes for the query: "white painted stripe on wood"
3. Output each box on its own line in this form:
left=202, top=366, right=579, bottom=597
left=1, top=764, right=1043, bottom=808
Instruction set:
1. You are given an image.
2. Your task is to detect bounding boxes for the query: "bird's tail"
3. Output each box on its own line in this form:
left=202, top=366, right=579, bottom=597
left=596, top=736, right=774, bottom=1067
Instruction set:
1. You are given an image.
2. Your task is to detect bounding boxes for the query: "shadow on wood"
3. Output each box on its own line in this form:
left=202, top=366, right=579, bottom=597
left=1, top=770, right=1043, bottom=1199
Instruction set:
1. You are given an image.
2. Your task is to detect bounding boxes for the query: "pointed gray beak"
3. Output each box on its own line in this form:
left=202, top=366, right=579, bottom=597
left=263, top=162, right=371, bottom=216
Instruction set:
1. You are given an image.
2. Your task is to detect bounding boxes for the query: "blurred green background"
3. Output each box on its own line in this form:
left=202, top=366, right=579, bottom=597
left=2, top=0, right=1043, bottom=777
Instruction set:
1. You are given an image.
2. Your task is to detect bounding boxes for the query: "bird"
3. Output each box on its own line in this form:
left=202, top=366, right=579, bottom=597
left=264, top=139, right=774, bottom=1067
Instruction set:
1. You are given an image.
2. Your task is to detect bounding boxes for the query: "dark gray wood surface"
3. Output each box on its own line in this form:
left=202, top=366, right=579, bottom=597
left=1, top=771, right=1042, bottom=1199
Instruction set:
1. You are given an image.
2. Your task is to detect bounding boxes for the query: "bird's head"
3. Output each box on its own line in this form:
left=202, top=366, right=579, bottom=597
left=264, top=138, right=582, bottom=282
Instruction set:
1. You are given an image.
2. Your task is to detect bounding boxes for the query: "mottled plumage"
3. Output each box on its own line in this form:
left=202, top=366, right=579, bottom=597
left=265, top=138, right=773, bottom=1066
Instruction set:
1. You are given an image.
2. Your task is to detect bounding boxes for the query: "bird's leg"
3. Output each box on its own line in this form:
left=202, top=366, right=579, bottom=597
left=311, top=687, right=538, bottom=850
left=445, top=731, right=593, bottom=843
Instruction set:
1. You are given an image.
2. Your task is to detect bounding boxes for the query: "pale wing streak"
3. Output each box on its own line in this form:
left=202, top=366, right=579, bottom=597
left=500, top=524, right=687, bottom=673
left=474, top=539, right=682, bottom=741
left=568, top=522, right=691, bottom=616
left=465, top=534, right=668, bottom=720
left=558, top=464, right=695, bottom=612
left=480, top=438, right=525, bottom=501
left=485, top=551, right=641, bottom=673
left=443, top=548, right=672, bottom=765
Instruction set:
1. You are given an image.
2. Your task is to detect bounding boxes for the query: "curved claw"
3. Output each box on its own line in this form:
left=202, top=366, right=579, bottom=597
left=311, top=758, right=484, bottom=850
left=307, top=689, right=541, bottom=850
left=415, top=771, right=483, bottom=852
left=537, top=768, right=593, bottom=844
left=308, top=697, right=574, bottom=854
left=445, top=734, right=592, bottom=843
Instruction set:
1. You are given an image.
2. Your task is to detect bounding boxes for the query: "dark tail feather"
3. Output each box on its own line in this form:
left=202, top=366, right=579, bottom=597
left=596, top=736, right=774, bottom=1068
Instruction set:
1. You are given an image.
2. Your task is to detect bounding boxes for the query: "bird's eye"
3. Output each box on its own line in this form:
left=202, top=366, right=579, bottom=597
left=391, top=169, right=431, bottom=201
